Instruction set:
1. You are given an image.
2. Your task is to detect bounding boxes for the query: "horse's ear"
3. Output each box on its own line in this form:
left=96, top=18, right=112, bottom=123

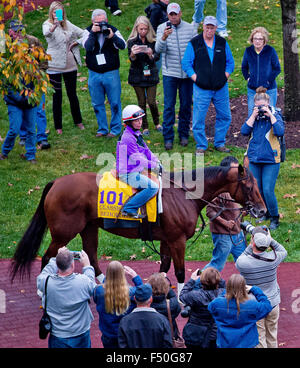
left=243, top=155, right=249, bottom=169
left=238, top=164, right=245, bottom=177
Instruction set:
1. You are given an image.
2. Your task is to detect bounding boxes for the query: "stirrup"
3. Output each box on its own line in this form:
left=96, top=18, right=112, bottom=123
left=121, top=211, right=145, bottom=219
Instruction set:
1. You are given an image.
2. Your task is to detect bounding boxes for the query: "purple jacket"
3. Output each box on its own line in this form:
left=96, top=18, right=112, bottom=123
left=116, top=126, right=158, bottom=175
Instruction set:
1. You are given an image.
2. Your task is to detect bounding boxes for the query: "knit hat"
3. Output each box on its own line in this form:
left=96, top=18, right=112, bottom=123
left=203, top=16, right=218, bottom=26
left=253, top=229, right=271, bottom=251
left=135, top=284, right=153, bottom=302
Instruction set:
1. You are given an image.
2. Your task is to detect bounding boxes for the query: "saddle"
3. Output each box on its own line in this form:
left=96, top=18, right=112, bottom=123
left=97, top=170, right=161, bottom=223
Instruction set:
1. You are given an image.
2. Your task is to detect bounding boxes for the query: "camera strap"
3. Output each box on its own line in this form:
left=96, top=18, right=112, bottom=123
left=250, top=249, right=277, bottom=262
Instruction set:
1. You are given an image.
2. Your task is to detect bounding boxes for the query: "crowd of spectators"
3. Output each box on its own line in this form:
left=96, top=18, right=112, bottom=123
left=37, top=227, right=287, bottom=349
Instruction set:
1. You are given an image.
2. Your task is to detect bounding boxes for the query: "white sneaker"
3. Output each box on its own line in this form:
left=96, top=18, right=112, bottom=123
left=218, top=30, right=229, bottom=38
left=112, top=9, right=122, bottom=16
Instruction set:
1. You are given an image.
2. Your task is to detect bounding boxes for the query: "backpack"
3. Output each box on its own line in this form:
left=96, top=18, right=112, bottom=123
left=274, top=107, right=286, bottom=163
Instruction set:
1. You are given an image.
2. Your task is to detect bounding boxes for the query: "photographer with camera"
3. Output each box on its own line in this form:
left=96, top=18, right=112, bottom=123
left=36, top=247, right=96, bottom=348
left=236, top=223, right=287, bottom=348
left=82, top=9, right=126, bottom=138
left=241, top=87, right=284, bottom=230
left=179, top=267, right=226, bottom=348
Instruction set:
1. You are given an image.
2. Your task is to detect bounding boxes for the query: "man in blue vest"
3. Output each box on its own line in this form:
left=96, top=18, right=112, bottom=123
left=182, top=16, right=234, bottom=156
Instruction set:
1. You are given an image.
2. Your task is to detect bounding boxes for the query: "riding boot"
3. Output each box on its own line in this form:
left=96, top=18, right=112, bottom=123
left=269, top=215, right=280, bottom=230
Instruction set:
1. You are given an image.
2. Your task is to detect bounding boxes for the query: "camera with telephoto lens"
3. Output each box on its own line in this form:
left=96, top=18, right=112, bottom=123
left=240, top=221, right=268, bottom=235
left=95, top=21, right=110, bottom=36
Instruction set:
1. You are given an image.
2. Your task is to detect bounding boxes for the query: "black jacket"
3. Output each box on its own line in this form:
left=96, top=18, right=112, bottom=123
left=151, top=289, right=181, bottom=338
left=180, top=279, right=226, bottom=345
left=118, top=308, right=173, bottom=348
left=84, top=24, right=126, bottom=73
left=145, top=1, right=168, bottom=32
left=127, top=36, right=159, bottom=87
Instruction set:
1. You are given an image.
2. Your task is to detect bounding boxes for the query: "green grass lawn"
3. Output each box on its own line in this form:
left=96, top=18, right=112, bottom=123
left=0, top=0, right=299, bottom=263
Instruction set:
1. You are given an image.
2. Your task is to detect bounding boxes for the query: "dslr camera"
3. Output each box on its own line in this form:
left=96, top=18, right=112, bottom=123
left=240, top=221, right=268, bottom=235
left=256, top=105, right=269, bottom=119
left=95, top=21, right=110, bottom=36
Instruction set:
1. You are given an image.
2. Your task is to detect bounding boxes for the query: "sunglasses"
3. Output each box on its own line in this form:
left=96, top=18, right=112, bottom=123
left=127, top=109, right=145, bottom=120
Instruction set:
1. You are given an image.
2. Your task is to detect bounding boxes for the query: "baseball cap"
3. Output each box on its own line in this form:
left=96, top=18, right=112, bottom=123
left=9, top=19, right=25, bottom=32
left=135, top=284, right=153, bottom=303
left=167, top=3, right=181, bottom=15
left=203, top=16, right=218, bottom=26
left=253, top=231, right=271, bottom=251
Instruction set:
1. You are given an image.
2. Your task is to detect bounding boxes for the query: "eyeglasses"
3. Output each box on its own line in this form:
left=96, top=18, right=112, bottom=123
left=253, top=37, right=264, bottom=41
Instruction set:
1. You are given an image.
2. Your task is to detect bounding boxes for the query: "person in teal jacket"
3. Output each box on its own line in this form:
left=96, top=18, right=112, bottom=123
left=241, top=87, right=284, bottom=230
left=208, top=273, right=272, bottom=348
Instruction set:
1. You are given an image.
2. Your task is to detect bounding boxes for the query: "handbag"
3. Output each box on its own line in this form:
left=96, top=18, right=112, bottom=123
left=39, top=275, right=52, bottom=340
left=166, top=299, right=186, bottom=348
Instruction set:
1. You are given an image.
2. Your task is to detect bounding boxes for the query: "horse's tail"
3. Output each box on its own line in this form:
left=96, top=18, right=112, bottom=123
left=10, top=181, right=54, bottom=282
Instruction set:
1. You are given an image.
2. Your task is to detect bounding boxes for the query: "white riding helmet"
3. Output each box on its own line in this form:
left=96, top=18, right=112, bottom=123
left=122, top=105, right=145, bottom=122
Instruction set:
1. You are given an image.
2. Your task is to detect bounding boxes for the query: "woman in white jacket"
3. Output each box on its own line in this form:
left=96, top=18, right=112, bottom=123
left=43, top=1, right=85, bottom=134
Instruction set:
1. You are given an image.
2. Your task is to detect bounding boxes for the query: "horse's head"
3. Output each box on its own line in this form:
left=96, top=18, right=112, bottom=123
left=228, top=164, right=266, bottom=218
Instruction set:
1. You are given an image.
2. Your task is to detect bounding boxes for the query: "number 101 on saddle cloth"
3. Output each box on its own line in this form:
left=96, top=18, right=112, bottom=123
left=97, top=171, right=158, bottom=222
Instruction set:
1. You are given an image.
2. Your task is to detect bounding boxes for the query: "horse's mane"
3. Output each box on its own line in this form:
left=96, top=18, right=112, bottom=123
left=169, top=165, right=231, bottom=185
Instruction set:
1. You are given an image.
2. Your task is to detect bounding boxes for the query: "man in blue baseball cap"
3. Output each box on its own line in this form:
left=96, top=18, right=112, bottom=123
left=118, top=283, right=173, bottom=348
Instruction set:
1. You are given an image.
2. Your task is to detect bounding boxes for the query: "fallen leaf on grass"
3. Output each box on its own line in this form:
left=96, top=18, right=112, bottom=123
left=27, top=189, right=34, bottom=195
left=80, top=154, right=94, bottom=160
left=296, top=208, right=300, bottom=215
left=8, top=182, right=13, bottom=186
left=291, top=163, right=300, bottom=169
left=283, top=193, right=297, bottom=199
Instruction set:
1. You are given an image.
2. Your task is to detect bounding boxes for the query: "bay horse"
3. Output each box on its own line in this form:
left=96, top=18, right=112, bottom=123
left=10, top=164, right=266, bottom=292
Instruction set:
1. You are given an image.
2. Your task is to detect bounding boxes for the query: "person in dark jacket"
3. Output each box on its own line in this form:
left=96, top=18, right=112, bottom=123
left=105, top=0, right=122, bottom=16
left=241, top=87, right=284, bottom=230
left=179, top=267, right=225, bottom=348
left=82, top=9, right=126, bottom=138
left=145, top=0, right=169, bottom=32
left=118, top=283, right=173, bottom=348
left=127, top=16, right=162, bottom=136
left=148, top=272, right=181, bottom=338
left=0, top=21, right=40, bottom=163
left=242, top=26, right=281, bottom=117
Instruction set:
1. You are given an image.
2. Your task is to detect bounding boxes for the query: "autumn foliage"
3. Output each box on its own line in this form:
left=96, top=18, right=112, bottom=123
left=0, top=0, right=52, bottom=105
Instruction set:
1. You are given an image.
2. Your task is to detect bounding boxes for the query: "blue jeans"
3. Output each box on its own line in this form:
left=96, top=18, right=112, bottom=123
left=88, top=69, right=122, bottom=135
left=162, top=76, right=193, bottom=143
left=119, top=172, right=159, bottom=214
left=203, top=231, right=246, bottom=272
left=247, top=87, right=277, bottom=117
left=48, top=330, right=91, bottom=348
left=2, top=104, right=36, bottom=160
left=249, top=162, right=280, bottom=217
left=192, top=83, right=231, bottom=150
left=193, top=0, right=227, bottom=32
left=20, top=94, right=48, bottom=143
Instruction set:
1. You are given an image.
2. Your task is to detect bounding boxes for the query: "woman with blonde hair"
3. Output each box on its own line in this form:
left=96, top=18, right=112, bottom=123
left=208, top=273, right=272, bottom=348
left=43, top=1, right=85, bottom=134
left=148, top=272, right=181, bottom=339
left=241, top=87, right=284, bottom=230
left=93, top=261, right=143, bottom=348
left=127, top=15, right=162, bottom=136
left=242, top=26, right=281, bottom=116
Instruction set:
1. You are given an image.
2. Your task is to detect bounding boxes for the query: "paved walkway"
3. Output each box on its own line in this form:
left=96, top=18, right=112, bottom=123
left=0, top=259, right=299, bottom=348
